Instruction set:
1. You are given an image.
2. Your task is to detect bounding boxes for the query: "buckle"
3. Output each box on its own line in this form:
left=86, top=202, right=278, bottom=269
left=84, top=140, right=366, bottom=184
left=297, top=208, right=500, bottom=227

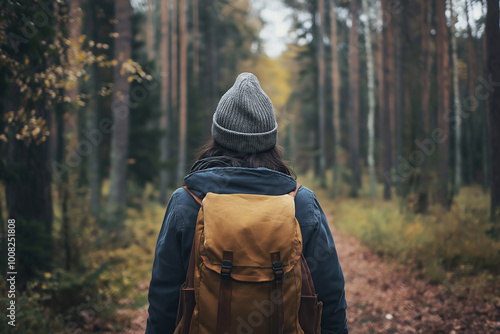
left=221, top=259, right=232, bottom=279
left=272, top=261, right=284, bottom=281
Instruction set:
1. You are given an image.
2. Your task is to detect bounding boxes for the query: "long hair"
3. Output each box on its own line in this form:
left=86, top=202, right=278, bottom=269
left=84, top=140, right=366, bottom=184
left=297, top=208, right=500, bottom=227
left=190, top=138, right=296, bottom=178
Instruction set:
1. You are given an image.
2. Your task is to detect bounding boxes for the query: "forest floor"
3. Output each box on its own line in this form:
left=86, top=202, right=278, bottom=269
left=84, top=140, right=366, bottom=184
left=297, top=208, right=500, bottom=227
left=105, top=211, right=500, bottom=334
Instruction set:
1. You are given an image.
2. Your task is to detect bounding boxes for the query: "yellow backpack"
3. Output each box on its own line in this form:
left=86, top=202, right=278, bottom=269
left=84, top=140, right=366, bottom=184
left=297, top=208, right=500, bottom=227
left=174, top=186, right=322, bottom=334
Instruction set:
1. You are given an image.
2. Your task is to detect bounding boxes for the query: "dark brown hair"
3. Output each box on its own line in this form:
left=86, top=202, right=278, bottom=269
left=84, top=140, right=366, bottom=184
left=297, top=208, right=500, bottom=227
left=193, top=138, right=296, bottom=178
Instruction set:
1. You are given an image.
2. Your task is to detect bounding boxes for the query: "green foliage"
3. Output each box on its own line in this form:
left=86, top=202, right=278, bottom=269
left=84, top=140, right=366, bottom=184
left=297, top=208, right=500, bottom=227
left=0, top=183, right=164, bottom=332
left=308, top=174, right=500, bottom=283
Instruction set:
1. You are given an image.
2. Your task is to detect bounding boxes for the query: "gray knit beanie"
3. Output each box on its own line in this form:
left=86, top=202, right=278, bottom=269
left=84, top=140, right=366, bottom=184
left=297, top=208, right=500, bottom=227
left=212, top=72, right=278, bottom=153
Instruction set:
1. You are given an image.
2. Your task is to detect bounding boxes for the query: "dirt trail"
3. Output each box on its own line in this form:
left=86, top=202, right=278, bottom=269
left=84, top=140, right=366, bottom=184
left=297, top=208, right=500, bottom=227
left=115, top=222, right=500, bottom=334
left=332, top=223, right=499, bottom=333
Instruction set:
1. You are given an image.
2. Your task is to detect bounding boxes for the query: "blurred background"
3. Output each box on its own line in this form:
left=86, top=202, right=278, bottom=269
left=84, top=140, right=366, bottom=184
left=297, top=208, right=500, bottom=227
left=0, top=0, right=499, bottom=332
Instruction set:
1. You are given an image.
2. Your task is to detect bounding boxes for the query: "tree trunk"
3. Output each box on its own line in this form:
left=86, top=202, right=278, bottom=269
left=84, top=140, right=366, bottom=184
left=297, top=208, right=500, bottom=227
left=465, top=0, right=476, bottom=186
left=193, top=0, right=199, bottom=86
left=348, top=0, right=361, bottom=196
left=416, top=0, right=432, bottom=213
left=317, top=0, right=326, bottom=187
left=395, top=2, right=403, bottom=188
left=436, top=0, right=451, bottom=208
left=450, top=0, right=462, bottom=195
left=330, top=0, right=341, bottom=197
left=6, top=89, right=53, bottom=278
left=377, top=9, right=385, bottom=177
left=177, top=0, right=188, bottom=182
left=146, top=0, right=155, bottom=61
left=362, top=0, right=376, bottom=198
left=381, top=0, right=392, bottom=200
left=108, top=0, right=132, bottom=213
left=171, top=0, right=178, bottom=111
left=159, top=0, right=171, bottom=204
left=386, top=2, right=396, bottom=170
left=209, top=2, right=218, bottom=111
left=486, top=0, right=500, bottom=220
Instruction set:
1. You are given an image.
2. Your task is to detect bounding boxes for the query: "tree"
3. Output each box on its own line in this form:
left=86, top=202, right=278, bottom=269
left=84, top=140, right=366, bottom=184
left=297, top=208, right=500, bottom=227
left=381, top=0, right=393, bottom=200
left=348, top=0, right=361, bottom=196
left=108, top=0, right=132, bottom=213
left=416, top=0, right=433, bottom=213
left=450, top=0, right=462, bottom=194
left=436, top=0, right=451, bottom=208
left=193, top=0, right=200, bottom=85
left=465, top=0, right=478, bottom=186
left=317, top=0, right=327, bottom=187
left=330, top=0, right=341, bottom=197
left=171, top=0, right=178, bottom=112
left=486, top=0, right=500, bottom=219
left=177, top=0, right=188, bottom=181
left=159, top=0, right=171, bottom=204
left=146, top=0, right=155, bottom=61
left=362, top=0, right=376, bottom=198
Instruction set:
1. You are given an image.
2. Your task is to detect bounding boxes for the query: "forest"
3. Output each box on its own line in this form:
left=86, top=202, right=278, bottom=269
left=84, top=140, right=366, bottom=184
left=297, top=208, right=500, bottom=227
left=0, top=0, right=499, bottom=332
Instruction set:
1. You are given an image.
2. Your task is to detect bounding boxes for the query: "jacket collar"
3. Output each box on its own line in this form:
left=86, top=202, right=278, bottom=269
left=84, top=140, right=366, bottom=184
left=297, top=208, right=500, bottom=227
left=184, top=167, right=297, bottom=198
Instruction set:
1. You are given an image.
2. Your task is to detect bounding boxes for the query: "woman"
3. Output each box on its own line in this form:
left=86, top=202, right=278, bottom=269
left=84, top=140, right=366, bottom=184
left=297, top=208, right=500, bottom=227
left=145, top=73, right=348, bottom=334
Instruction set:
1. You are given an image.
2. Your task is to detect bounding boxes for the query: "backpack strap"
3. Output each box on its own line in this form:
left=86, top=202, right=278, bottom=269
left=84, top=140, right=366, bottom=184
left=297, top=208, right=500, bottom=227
left=183, top=186, right=203, bottom=206
left=289, top=184, right=301, bottom=198
left=216, top=250, right=233, bottom=334
left=271, top=251, right=284, bottom=334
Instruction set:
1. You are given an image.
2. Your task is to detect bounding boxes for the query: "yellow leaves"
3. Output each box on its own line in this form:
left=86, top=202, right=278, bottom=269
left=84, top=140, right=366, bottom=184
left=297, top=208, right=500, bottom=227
left=109, top=32, right=120, bottom=39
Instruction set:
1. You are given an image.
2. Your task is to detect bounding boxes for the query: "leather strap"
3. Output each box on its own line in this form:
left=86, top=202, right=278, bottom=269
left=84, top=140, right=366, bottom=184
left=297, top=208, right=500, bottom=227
left=183, top=186, right=203, bottom=206
left=289, top=184, right=301, bottom=198
left=271, top=251, right=284, bottom=334
left=216, top=250, right=233, bottom=334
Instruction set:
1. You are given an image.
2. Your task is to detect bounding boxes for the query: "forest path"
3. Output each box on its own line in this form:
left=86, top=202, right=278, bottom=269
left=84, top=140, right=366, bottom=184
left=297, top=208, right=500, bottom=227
left=115, top=217, right=499, bottom=334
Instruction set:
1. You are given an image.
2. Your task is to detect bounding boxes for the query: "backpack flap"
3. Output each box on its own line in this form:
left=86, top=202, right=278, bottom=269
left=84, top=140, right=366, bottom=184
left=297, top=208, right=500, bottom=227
left=199, top=192, right=302, bottom=282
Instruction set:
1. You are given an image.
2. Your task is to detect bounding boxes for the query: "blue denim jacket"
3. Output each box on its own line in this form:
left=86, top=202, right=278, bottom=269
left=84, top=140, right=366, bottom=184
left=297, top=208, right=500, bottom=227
left=145, top=167, right=348, bottom=334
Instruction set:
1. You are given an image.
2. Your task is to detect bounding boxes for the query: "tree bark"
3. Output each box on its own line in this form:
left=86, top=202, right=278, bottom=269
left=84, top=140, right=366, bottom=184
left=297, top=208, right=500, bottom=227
left=486, top=0, right=500, bottom=220
left=177, top=0, right=188, bottom=181
left=436, top=0, right=451, bottom=208
left=465, top=0, right=477, bottom=186
left=108, top=0, right=132, bottom=212
left=146, top=0, right=155, bottom=61
left=171, top=0, right=178, bottom=111
left=330, top=0, right=341, bottom=197
left=317, top=0, right=326, bottom=187
left=159, top=0, right=171, bottom=204
left=193, top=0, right=199, bottom=86
left=450, top=0, right=462, bottom=194
left=381, top=0, right=392, bottom=200
left=362, top=0, right=376, bottom=198
left=416, top=0, right=432, bottom=213
left=348, top=0, right=361, bottom=196
left=377, top=7, right=385, bottom=177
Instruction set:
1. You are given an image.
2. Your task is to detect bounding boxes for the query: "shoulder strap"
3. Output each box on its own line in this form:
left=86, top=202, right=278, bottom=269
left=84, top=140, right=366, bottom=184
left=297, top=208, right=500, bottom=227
left=289, top=184, right=301, bottom=198
left=183, top=186, right=202, bottom=206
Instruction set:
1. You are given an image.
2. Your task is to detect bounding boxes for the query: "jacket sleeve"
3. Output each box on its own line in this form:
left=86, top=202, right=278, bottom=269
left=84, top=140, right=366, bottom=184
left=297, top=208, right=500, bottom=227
left=302, top=195, right=348, bottom=334
left=145, top=193, right=185, bottom=334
